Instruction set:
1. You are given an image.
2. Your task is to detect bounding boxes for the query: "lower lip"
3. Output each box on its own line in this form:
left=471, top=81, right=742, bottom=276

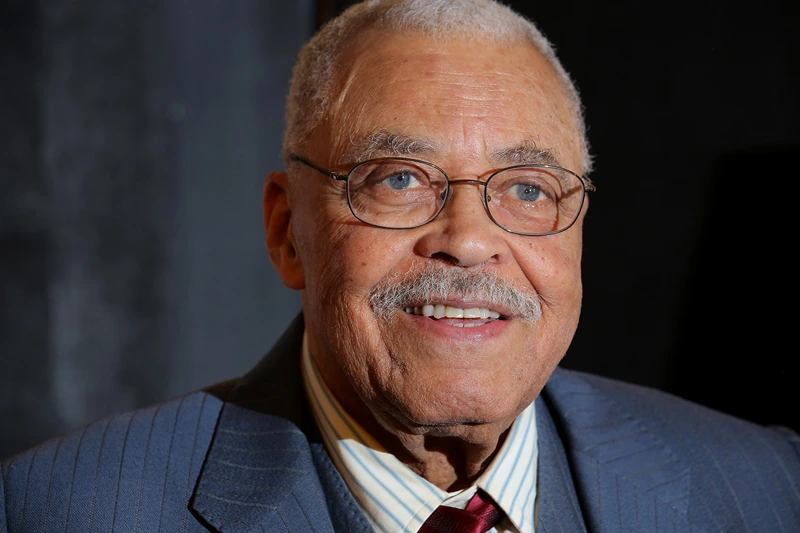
left=399, top=311, right=510, bottom=341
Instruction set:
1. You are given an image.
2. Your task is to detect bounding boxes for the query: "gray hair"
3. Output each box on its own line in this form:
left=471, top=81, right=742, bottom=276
left=283, top=0, right=593, bottom=174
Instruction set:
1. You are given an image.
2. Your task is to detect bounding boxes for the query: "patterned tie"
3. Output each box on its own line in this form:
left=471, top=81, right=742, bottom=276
left=418, top=489, right=505, bottom=533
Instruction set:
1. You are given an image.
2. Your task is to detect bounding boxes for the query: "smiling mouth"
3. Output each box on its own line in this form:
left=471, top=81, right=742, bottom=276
left=402, top=304, right=503, bottom=326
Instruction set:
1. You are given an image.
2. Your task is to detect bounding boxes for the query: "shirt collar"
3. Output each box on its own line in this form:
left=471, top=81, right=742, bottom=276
left=301, top=330, right=537, bottom=532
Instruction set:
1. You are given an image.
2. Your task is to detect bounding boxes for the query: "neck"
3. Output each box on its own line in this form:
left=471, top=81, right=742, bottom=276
left=397, top=431, right=512, bottom=491
left=355, top=404, right=515, bottom=491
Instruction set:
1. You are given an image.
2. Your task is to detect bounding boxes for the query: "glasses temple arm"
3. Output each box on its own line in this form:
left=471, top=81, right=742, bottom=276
left=290, top=154, right=347, bottom=181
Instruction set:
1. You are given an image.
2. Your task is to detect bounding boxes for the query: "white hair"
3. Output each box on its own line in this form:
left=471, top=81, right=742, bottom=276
left=283, top=0, right=593, bottom=174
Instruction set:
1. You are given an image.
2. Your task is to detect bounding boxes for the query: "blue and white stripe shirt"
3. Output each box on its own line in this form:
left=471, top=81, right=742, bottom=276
left=301, top=331, right=538, bottom=533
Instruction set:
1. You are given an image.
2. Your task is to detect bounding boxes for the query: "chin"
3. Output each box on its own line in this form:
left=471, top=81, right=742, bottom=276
left=378, top=374, right=531, bottom=433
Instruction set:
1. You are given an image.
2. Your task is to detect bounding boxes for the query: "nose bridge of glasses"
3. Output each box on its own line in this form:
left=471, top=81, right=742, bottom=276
left=440, top=177, right=492, bottom=220
left=445, top=177, right=490, bottom=204
left=448, top=178, right=488, bottom=189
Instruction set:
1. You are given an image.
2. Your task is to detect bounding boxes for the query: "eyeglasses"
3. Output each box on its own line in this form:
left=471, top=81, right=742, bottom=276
left=289, top=155, right=595, bottom=236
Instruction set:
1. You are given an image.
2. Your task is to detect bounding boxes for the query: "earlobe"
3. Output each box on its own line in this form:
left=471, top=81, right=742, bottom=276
left=263, top=171, right=305, bottom=290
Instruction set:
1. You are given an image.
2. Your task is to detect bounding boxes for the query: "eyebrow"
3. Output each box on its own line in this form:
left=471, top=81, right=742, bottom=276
left=489, top=140, right=562, bottom=168
left=345, top=129, right=441, bottom=162
left=344, top=130, right=562, bottom=169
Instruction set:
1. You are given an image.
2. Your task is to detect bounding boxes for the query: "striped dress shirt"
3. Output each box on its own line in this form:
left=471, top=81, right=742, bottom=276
left=301, top=331, right=538, bottom=533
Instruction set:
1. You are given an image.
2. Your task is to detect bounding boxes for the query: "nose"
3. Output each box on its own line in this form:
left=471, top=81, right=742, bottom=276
left=414, top=179, right=509, bottom=268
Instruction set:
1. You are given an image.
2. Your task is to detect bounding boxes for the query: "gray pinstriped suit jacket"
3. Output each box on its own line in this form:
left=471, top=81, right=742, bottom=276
left=2, top=314, right=799, bottom=532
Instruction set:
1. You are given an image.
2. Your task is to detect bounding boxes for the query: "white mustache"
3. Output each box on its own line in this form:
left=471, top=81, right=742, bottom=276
left=368, top=264, right=541, bottom=322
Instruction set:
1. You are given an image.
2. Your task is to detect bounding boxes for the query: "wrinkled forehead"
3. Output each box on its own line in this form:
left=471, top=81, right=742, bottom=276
left=309, top=30, right=582, bottom=172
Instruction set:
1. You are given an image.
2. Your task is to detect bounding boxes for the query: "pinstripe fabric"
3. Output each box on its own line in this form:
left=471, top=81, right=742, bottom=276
left=2, top=314, right=799, bottom=532
left=534, top=396, right=588, bottom=533
left=541, top=368, right=800, bottom=532
left=184, top=314, right=369, bottom=533
left=190, top=403, right=336, bottom=533
left=301, top=332, right=538, bottom=533
left=1, top=392, right=220, bottom=532
left=0, top=463, right=5, bottom=532
left=310, top=442, right=376, bottom=533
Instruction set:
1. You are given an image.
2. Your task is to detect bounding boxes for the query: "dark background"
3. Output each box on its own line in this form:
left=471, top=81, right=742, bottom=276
left=2, top=0, right=797, bottom=461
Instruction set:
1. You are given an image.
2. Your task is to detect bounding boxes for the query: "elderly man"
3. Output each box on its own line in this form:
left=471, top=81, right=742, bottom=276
left=2, top=1, right=799, bottom=532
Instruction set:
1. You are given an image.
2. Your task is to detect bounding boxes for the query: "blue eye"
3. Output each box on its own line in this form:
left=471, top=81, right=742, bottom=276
left=512, top=183, right=542, bottom=201
left=385, top=172, right=418, bottom=190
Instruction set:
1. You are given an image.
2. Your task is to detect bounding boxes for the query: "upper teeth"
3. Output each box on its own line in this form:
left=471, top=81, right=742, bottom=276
left=403, top=304, right=501, bottom=319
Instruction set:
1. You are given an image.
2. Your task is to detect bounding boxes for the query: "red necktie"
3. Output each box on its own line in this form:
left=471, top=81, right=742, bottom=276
left=418, top=489, right=505, bottom=533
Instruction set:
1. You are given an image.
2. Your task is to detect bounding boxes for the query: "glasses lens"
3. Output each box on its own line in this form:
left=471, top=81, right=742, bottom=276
left=347, top=159, right=448, bottom=228
left=486, top=166, right=585, bottom=235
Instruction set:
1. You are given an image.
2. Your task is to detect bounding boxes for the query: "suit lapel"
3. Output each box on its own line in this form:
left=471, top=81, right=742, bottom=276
left=190, top=403, right=335, bottom=533
left=191, top=314, right=357, bottom=533
left=535, top=395, right=589, bottom=533
left=310, top=443, right=376, bottom=533
left=541, top=368, right=691, bottom=533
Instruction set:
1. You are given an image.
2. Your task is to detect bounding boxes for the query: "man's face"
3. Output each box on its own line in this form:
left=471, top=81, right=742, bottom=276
left=271, top=32, right=586, bottom=441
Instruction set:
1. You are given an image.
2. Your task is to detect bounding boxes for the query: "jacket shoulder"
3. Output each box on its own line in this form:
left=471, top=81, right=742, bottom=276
left=549, top=367, right=800, bottom=452
left=545, top=367, right=800, bottom=526
left=562, top=368, right=794, bottom=430
left=1, top=391, right=224, bottom=532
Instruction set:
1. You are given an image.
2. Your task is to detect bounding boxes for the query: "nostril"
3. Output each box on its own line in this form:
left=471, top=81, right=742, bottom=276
left=430, top=252, right=460, bottom=265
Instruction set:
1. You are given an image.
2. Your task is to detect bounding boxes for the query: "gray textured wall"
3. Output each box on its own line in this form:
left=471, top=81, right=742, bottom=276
left=1, top=0, right=311, bottom=460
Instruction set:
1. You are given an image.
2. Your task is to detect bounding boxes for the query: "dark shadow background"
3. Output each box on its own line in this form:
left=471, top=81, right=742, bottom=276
left=2, top=0, right=797, bottom=461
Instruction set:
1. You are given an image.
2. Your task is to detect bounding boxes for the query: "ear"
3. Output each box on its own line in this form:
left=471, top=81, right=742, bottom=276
left=263, top=171, right=305, bottom=290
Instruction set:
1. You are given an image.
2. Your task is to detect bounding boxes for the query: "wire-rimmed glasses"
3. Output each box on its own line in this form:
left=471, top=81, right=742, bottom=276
left=290, top=155, right=595, bottom=236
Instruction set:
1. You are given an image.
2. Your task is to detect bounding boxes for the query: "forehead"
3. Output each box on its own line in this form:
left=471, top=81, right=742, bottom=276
left=317, top=31, right=581, bottom=172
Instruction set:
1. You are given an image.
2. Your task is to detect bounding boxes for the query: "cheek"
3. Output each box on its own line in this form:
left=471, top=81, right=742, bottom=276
left=516, top=233, right=583, bottom=313
left=509, top=237, right=583, bottom=377
left=298, top=220, right=420, bottom=404
left=297, top=203, right=414, bottom=316
left=315, top=231, right=393, bottom=289
left=291, top=190, right=353, bottom=284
